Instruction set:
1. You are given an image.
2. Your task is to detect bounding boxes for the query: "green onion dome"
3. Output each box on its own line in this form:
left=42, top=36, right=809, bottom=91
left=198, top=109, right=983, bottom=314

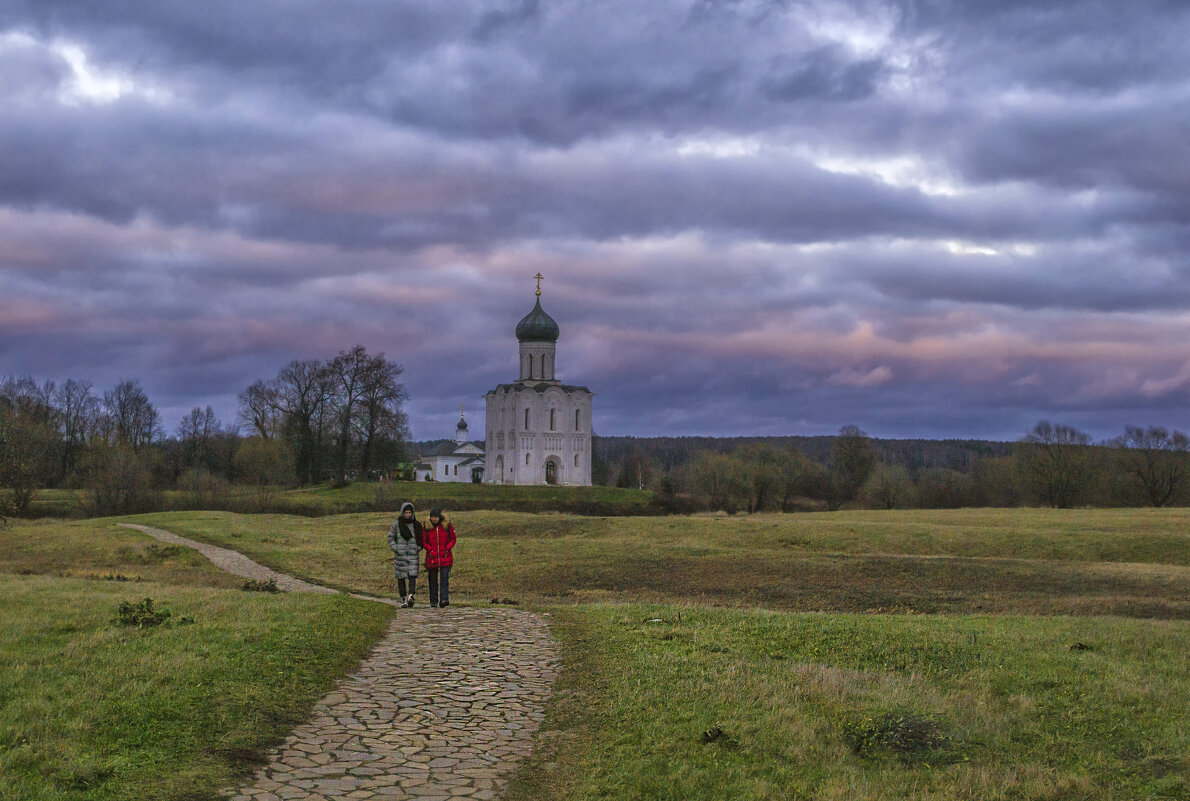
left=515, top=298, right=560, bottom=342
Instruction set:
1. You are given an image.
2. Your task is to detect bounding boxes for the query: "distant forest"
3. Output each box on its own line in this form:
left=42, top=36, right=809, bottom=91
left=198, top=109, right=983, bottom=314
left=590, top=434, right=1015, bottom=478
left=4, top=352, right=1188, bottom=517
left=423, top=425, right=1189, bottom=512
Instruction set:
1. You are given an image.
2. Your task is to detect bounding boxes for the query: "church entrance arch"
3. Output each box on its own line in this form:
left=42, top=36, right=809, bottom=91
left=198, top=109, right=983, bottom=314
left=544, top=456, right=560, bottom=485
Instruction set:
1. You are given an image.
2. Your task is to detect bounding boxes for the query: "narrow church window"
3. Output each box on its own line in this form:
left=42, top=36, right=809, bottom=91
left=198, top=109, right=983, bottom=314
left=454, top=465, right=458, bottom=476
left=575, top=409, right=581, bottom=430
left=529, top=354, right=534, bottom=378
left=550, top=409, right=556, bottom=430
left=525, top=453, right=530, bottom=465
left=574, top=454, right=579, bottom=467
left=524, top=408, right=530, bottom=430
left=442, top=465, right=448, bottom=476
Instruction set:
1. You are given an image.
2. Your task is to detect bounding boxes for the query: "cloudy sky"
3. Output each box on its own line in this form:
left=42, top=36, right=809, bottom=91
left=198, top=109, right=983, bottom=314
left=2, top=1, right=1189, bottom=441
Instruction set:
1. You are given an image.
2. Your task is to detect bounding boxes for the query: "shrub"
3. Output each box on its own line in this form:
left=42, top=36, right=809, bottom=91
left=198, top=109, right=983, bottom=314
left=842, top=711, right=954, bottom=763
left=113, top=597, right=172, bottom=628
left=175, top=467, right=231, bottom=510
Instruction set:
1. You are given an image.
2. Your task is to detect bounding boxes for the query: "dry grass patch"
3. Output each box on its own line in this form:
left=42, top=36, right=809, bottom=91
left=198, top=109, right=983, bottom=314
left=145, top=508, right=1190, bottom=617
left=0, top=518, right=241, bottom=588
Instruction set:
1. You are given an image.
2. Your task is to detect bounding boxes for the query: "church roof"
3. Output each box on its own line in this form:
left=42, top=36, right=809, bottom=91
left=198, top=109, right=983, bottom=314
left=515, top=298, right=560, bottom=343
left=486, top=382, right=592, bottom=395
left=419, top=440, right=486, bottom=458
left=456, top=416, right=469, bottom=430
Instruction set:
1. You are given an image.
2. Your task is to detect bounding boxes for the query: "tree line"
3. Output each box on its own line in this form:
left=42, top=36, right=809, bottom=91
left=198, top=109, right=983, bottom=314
left=5, top=357, right=1188, bottom=517
left=593, top=422, right=1190, bottom=512
left=0, top=345, right=408, bottom=517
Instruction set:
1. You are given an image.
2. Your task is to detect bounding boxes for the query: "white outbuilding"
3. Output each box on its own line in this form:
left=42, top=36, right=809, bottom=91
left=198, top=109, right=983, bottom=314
left=413, top=412, right=486, bottom=483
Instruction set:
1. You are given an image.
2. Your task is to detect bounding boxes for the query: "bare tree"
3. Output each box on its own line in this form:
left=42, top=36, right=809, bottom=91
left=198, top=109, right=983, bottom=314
left=327, top=345, right=373, bottom=485
left=1017, top=420, right=1093, bottom=508
left=0, top=406, right=45, bottom=514
left=1, top=377, right=63, bottom=504
left=103, top=379, right=160, bottom=451
left=177, top=405, right=221, bottom=472
left=860, top=463, right=916, bottom=509
left=354, top=354, right=408, bottom=478
left=680, top=451, right=750, bottom=512
left=268, top=360, right=333, bottom=485
left=826, top=425, right=875, bottom=510
left=1, top=376, right=57, bottom=425
left=53, top=379, right=100, bottom=480
left=774, top=446, right=810, bottom=511
left=238, top=380, right=280, bottom=439
left=1113, top=425, right=1190, bottom=507
left=735, top=442, right=782, bottom=512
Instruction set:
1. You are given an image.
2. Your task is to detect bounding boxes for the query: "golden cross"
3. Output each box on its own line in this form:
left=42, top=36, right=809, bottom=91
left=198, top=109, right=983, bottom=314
left=534, top=272, right=544, bottom=296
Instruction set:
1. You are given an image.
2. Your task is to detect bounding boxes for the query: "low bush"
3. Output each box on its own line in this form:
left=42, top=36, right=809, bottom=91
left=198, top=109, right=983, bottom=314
left=842, top=711, right=956, bottom=763
left=113, top=597, right=172, bottom=628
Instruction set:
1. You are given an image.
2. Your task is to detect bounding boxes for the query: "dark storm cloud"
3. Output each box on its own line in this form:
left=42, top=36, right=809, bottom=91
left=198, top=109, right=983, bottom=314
left=3, top=1, right=898, bottom=144
left=2, top=0, right=1190, bottom=440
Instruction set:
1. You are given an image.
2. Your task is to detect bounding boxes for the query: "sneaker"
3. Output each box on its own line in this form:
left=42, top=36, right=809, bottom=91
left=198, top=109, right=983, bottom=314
left=399, top=599, right=410, bottom=608
left=430, top=602, right=439, bottom=608
left=407, top=594, right=415, bottom=608
left=439, top=601, right=449, bottom=608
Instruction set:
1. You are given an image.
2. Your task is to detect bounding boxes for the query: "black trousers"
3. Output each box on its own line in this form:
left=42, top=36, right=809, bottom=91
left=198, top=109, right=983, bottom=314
left=427, top=566, right=451, bottom=606
left=397, top=576, right=416, bottom=598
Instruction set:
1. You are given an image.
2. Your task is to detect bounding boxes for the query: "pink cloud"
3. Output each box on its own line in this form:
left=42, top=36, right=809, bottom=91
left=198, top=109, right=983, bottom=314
left=828, top=365, right=894, bottom=387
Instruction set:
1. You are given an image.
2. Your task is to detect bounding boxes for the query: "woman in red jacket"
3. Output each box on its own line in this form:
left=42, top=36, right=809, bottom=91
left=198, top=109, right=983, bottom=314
left=423, top=507, right=456, bottom=608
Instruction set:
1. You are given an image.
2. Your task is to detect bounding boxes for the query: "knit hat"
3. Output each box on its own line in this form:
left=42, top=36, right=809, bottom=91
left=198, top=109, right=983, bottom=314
left=429, top=507, right=443, bottom=519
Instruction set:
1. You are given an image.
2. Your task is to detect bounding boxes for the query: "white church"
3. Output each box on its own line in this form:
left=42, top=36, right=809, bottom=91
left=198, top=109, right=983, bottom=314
left=412, top=411, right=485, bottom=483
left=484, top=276, right=594, bottom=485
left=414, top=276, right=594, bottom=485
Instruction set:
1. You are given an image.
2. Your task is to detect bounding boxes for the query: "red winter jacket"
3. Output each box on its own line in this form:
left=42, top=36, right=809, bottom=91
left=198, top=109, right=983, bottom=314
left=423, top=521, right=456, bottom=568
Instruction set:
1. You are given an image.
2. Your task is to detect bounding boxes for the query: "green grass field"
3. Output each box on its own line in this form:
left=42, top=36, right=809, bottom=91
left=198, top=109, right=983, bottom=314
left=3, top=507, right=1187, bottom=799
left=0, top=519, right=392, bottom=801
left=505, top=605, right=1188, bottom=801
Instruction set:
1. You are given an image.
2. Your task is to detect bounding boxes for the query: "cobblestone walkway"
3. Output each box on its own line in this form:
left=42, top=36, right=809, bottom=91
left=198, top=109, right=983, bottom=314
left=117, top=523, right=560, bottom=801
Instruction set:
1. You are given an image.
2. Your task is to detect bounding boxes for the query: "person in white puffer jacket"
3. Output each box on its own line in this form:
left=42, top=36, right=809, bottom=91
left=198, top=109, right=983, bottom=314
left=387, top=501, right=424, bottom=607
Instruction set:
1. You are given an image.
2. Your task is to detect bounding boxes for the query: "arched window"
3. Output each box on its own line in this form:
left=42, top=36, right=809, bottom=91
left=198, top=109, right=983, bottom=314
left=442, top=465, right=448, bottom=476
left=525, top=452, right=530, bottom=465
left=528, top=354, right=534, bottom=378
left=524, top=408, right=530, bottom=430
left=550, top=409, right=556, bottom=430
left=574, top=453, right=579, bottom=467
left=454, top=465, right=458, bottom=476
left=575, top=409, right=581, bottom=430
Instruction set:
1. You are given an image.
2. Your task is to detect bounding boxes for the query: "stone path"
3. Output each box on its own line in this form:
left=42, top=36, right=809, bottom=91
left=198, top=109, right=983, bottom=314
left=117, top=523, right=560, bottom=801
left=119, top=523, right=336, bottom=594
